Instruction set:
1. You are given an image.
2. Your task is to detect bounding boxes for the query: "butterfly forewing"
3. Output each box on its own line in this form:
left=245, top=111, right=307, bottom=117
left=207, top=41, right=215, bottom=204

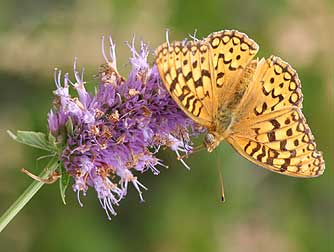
left=205, top=30, right=259, bottom=110
left=155, top=40, right=215, bottom=128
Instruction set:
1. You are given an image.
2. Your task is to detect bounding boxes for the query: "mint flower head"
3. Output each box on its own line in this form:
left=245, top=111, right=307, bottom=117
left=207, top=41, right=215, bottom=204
left=47, top=37, right=198, bottom=218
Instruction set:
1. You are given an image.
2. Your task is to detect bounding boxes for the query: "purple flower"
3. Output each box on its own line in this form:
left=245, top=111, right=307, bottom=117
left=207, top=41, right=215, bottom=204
left=48, top=36, right=199, bottom=219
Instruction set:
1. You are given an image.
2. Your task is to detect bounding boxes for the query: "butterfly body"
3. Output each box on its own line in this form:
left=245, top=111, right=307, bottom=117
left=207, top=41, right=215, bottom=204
left=155, top=30, right=325, bottom=177
left=205, top=58, right=259, bottom=152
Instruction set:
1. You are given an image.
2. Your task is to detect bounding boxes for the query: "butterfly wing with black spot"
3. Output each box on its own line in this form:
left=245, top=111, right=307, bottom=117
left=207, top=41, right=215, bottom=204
left=205, top=30, right=259, bottom=110
left=155, top=40, right=215, bottom=128
left=227, top=56, right=325, bottom=177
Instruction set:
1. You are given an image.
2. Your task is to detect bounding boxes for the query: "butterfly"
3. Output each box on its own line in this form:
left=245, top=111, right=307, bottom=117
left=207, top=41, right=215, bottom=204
left=155, top=30, right=325, bottom=177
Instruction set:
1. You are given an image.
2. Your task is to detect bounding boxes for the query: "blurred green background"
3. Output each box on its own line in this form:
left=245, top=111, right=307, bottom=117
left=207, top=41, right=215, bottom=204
left=0, top=0, right=333, bottom=251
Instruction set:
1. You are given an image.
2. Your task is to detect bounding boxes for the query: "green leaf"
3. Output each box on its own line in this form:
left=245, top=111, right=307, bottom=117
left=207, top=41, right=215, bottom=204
left=7, top=130, right=56, bottom=152
left=65, top=117, right=74, bottom=136
left=48, top=131, right=57, bottom=146
left=36, top=153, right=57, bottom=161
left=59, top=163, right=70, bottom=205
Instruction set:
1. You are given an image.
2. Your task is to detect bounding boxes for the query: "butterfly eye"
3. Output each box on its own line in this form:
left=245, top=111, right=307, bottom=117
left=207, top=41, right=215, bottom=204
left=204, top=133, right=215, bottom=145
left=204, top=133, right=219, bottom=152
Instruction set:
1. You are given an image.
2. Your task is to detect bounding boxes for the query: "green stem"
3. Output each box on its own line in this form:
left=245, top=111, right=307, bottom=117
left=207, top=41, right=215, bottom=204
left=0, top=157, right=59, bottom=233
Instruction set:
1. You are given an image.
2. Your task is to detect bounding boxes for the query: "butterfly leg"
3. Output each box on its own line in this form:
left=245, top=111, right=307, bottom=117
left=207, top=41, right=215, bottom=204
left=177, top=144, right=206, bottom=160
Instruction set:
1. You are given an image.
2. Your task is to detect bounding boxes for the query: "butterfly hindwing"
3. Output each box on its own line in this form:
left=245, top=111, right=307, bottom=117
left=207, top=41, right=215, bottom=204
left=228, top=108, right=324, bottom=177
left=228, top=56, right=325, bottom=177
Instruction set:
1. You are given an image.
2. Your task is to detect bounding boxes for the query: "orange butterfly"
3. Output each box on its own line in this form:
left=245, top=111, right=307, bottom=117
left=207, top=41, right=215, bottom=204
left=155, top=30, right=325, bottom=177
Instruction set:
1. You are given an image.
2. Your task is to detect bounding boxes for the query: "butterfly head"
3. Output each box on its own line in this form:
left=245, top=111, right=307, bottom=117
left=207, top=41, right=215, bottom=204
left=204, top=132, right=222, bottom=152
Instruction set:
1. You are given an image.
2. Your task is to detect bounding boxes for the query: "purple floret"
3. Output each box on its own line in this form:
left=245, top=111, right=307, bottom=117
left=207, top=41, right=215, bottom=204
left=48, top=36, right=200, bottom=219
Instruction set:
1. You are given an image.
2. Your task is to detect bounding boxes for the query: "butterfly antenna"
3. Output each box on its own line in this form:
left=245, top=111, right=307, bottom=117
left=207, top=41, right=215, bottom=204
left=216, top=152, right=225, bottom=202
left=165, top=29, right=170, bottom=49
left=188, top=29, right=199, bottom=41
